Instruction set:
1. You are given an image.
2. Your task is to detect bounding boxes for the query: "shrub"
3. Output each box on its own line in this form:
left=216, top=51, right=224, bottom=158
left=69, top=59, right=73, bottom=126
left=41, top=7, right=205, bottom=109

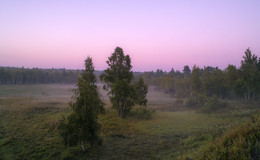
left=128, top=108, right=154, bottom=120
left=186, top=96, right=198, bottom=108
left=186, top=94, right=207, bottom=108
left=175, top=98, right=184, bottom=105
left=197, top=94, right=207, bottom=106
left=200, top=95, right=229, bottom=113
left=195, top=115, right=260, bottom=160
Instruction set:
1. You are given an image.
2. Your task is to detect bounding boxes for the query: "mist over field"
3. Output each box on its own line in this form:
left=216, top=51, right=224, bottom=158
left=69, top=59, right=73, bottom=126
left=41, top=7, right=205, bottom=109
left=1, top=54, right=260, bottom=159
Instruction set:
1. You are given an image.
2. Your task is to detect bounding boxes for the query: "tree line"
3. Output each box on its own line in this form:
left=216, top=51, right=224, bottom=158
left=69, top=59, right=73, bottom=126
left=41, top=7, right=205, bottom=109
left=0, top=67, right=141, bottom=85
left=143, top=48, right=260, bottom=102
left=0, top=67, right=99, bottom=84
left=0, top=67, right=82, bottom=84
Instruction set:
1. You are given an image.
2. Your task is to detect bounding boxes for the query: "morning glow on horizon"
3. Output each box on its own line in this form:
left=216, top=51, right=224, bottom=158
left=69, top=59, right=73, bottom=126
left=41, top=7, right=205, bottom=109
left=0, top=0, right=260, bottom=71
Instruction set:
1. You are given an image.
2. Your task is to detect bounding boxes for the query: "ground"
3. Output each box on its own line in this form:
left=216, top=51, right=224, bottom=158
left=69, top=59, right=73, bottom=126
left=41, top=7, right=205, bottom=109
left=0, top=84, right=257, bottom=160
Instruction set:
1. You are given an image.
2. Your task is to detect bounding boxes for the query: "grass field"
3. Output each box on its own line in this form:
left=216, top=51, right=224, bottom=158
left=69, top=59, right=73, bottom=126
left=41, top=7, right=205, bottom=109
left=0, top=84, right=258, bottom=160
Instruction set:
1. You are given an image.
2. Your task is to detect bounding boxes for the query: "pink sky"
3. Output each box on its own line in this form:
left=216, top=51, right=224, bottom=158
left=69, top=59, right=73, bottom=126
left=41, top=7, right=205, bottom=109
left=0, top=0, right=260, bottom=71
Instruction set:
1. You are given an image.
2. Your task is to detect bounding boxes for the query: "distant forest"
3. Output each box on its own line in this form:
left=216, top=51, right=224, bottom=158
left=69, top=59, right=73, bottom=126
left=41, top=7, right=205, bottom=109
left=1, top=48, right=259, bottom=102
left=0, top=67, right=86, bottom=84
left=0, top=67, right=140, bottom=85
left=143, top=48, right=260, bottom=101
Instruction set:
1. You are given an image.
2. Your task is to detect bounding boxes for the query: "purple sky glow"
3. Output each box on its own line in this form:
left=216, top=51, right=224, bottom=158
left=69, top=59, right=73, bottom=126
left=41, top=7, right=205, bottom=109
left=0, top=0, right=260, bottom=71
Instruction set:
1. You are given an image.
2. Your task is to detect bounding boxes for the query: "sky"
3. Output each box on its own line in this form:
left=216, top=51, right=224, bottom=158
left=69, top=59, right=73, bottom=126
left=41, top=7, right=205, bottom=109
left=0, top=0, right=260, bottom=71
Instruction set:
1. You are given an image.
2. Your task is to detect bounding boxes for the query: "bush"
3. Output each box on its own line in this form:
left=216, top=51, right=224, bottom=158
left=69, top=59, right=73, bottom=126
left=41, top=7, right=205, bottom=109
left=194, top=115, right=260, bottom=160
left=186, top=96, right=198, bottom=108
left=200, top=95, right=229, bottom=113
left=175, top=98, right=183, bottom=105
left=128, top=108, right=155, bottom=120
left=186, top=94, right=207, bottom=108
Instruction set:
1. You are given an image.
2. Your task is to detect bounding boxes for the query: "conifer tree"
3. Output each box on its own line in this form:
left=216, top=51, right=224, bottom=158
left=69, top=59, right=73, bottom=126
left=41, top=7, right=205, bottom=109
left=59, top=57, right=104, bottom=151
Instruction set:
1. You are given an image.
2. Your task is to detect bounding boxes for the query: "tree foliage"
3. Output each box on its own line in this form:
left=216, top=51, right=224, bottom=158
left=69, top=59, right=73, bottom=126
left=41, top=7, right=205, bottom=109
left=183, top=65, right=191, bottom=77
left=190, top=66, right=201, bottom=95
left=0, top=67, right=81, bottom=84
left=240, top=48, right=259, bottom=101
left=143, top=48, right=260, bottom=102
left=100, top=47, right=148, bottom=118
left=134, top=78, right=148, bottom=108
left=59, top=57, right=104, bottom=151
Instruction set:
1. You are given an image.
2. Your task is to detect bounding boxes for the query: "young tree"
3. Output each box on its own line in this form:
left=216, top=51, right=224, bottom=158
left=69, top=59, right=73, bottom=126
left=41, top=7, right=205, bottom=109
left=100, top=47, right=134, bottom=118
left=174, top=77, right=190, bottom=98
left=168, top=68, right=176, bottom=77
left=155, top=69, right=164, bottom=77
left=161, top=75, right=174, bottom=95
left=210, top=69, right=227, bottom=98
left=134, top=78, right=148, bottom=109
left=183, top=65, right=191, bottom=77
left=240, top=48, right=259, bottom=101
left=100, top=47, right=147, bottom=118
left=234, top=78, right=246, bottom=99
left=59, top=57, right=104, bottom=151
left=225, top=65, right=239, bottom=98
left=190, top=66, right=201, bottom=95
left=225, top=65, right=238, bottom=88
left=201, top=68, right=212, bottom=96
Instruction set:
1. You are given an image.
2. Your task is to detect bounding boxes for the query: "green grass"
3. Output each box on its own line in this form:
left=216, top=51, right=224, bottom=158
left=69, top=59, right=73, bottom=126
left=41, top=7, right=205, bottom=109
left=0, top=84, right=258, bottom=159
left=191, top=115, right=260, bottom=160
left=0, top=98, right=68, bottom=159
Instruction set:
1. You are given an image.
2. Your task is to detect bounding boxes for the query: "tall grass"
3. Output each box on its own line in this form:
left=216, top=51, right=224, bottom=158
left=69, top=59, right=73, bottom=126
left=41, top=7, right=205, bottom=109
left=192, top=115, right=260, bottom=160
left=0, top=85, right=259, bottom=159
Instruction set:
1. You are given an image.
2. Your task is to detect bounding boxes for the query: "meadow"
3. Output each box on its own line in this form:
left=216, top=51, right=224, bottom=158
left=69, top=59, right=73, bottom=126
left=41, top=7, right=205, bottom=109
left=0, top=84, right=258, bottom=160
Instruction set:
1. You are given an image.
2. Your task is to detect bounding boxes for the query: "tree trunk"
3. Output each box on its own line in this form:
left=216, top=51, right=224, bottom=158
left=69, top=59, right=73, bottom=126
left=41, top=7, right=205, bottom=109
left=122, top=100, right=127, bottom=118
left=120, top=105, right=123, bottom=118
left=121, top=105, right=124, bottom=118
left=117, top=101, right=121, bottom=117
left=250, top=91, right=255, bottom=102
left=81, top=140, right=86, bottom=151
